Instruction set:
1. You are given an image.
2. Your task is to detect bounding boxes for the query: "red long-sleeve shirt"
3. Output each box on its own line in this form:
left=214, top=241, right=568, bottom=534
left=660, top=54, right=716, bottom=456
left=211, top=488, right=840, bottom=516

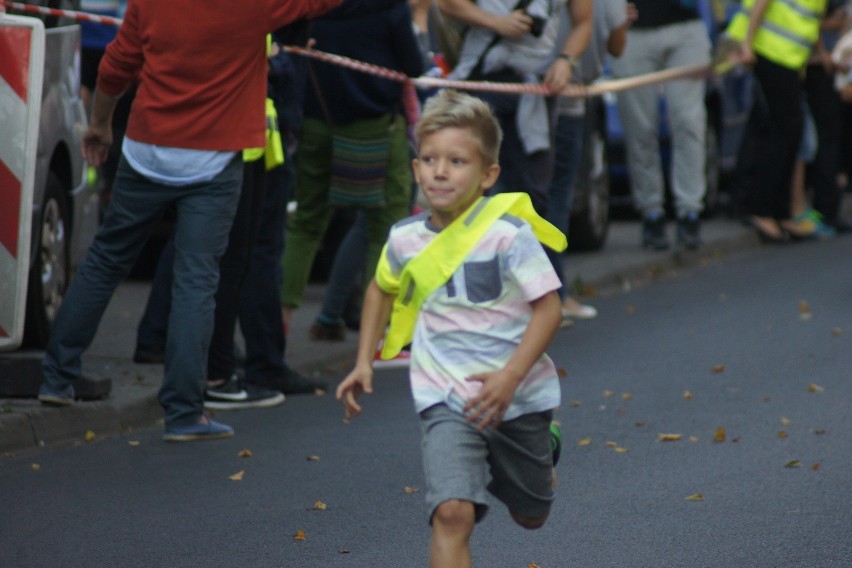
left=97, top=0, right=341, bottom=151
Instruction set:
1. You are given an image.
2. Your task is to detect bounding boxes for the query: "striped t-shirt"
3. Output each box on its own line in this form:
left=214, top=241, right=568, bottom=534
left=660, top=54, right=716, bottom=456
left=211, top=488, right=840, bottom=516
left=378, top=211, right=562, bottom=421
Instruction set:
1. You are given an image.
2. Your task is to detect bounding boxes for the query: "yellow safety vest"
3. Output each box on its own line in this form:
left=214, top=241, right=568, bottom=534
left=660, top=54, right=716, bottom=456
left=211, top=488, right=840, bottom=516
left=726, top=0, right=826, bottom=70
left=375, top=193, right=568, bottom=359
left=243, top=36, right=285, bottom=169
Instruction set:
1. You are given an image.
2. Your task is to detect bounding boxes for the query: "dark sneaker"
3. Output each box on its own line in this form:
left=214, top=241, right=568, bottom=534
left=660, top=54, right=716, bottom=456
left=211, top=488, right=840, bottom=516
left=205, top=374, right=285, bottom=410
left=38, top=383, right=75, bottom=406
left=163, top=415, right=234, bottom=442
left=133, top=346, right=165, bottom=364
left=249, top=369, right=328, bottom=395
left=642, top=215, right=669, bottom=250
left=309, top=320, right=346, bottom=341
left=550, top=421, right=563, bottom=466
left=677, top=212, right=702, bottom=250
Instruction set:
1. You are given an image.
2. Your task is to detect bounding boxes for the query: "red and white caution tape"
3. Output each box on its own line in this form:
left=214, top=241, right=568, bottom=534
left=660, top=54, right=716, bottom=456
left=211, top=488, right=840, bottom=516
left=0, top=1, right=123, bottom=26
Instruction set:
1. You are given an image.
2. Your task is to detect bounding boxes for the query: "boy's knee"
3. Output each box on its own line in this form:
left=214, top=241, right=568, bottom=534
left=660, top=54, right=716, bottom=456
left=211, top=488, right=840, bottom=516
left=432, top=499, right=475, bottom=532
left=511, top=511, right=549, bottom=530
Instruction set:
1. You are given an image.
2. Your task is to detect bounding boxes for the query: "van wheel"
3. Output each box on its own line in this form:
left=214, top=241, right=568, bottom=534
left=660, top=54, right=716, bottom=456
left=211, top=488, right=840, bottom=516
left=23, top=172, right=69, bottom=348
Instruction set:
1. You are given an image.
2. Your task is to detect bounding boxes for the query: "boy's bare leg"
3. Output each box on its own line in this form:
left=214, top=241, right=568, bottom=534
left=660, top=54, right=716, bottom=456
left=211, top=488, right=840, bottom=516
left=430, top=500, right=475, bottom=568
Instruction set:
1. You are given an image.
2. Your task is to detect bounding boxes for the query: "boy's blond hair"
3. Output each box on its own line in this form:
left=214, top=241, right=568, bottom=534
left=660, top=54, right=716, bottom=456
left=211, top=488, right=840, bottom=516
left=415, top=90, right=503, bottom=166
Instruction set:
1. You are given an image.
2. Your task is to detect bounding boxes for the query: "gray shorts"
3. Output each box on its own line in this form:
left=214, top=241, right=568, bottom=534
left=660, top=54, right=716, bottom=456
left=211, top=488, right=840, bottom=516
left=419, top=403, right=555, bottom=524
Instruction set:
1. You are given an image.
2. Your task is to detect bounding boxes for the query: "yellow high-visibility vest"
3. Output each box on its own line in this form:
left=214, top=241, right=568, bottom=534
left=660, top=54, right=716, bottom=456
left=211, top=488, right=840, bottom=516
left=243, top=36, right=285, bottom=168
left=726, top=0, right=826, bottom=70
left=375, top=193, right=567, bottom=359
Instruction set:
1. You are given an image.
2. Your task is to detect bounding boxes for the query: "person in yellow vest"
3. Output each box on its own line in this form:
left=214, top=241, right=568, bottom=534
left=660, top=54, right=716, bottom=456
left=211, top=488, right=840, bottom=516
left=727, top=0, right=828, bottom=242
left=336, top=90, right=566, bottom=567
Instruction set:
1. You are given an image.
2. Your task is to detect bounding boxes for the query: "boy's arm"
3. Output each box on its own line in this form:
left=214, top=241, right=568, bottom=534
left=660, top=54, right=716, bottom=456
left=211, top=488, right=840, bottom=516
left=438, top=0, right=534, bottom=39
left=335, top=279, right=395, bottom=419
left=464, top=290, right=562, bottom=429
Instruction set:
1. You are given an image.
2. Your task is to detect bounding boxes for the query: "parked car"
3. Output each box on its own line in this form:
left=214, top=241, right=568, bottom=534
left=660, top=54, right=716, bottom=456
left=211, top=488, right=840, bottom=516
left=10, top=1, right=102, bottom=348
left=567, top=0, right=748, bottom=251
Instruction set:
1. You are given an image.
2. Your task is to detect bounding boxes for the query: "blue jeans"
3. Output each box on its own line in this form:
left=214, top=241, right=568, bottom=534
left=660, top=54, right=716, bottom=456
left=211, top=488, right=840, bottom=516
left=546, top=113, right=584, bottom=300
left=317, top=210, right=368, bottom=325
left=42, top=155, right=242, bottom=428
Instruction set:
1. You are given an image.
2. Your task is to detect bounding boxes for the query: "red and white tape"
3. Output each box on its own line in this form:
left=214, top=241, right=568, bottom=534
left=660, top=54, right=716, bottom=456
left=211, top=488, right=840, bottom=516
left=0, top=0, right=725, bottom=98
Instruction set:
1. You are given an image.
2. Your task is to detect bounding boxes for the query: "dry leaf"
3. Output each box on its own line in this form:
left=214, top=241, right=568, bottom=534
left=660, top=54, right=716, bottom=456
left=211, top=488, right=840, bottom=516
left=785, top=460, right=801, bottom=468
left=685, top=493, right=705, bottom=502
left=557, top=367, right=568, bottom=378
left=711, top=364, right=726, bottom=374
left=622, top=393, right=633, bottom=400
left=798, top=300, right=812, bottom=320
left=127, top=440, right=140, bottom=447
left=713, top=426, right=726, bottom=442
left=683, top=390, right=694, bottom=400
left=780, top=417, right=792, bottom=425
left=689, top=436, right=699, bottom=443
left=606, top=441, right=618, bottom=447
left=807, top=384, right=825, bottom=393
left=813, top=429, right=827, bottom=435
left=625, top=304, right=636, bottom=315
left=31, top=463, right=41, bottom=471
left=239, top=449, right=253, bottom=458
left=635, top=421, right=646, bottom=428
left=603, top=390, right=615, bottom=398
left=811, top=463, right=820, bottom=471
left=306, top=455, right=320, bottom=461
left=529, top=563, right=541, bottom=568
left=578, top=437, right=592, bottom=446
left=831, top=327, right=843, bottom=336
left=85, top=430, right=96, bottom=442
left=614, top=447, right=629, bottom=453
left=569, top=400, right=582, bottom=407
left=294, top=529, right=306, bottom=541
left=404, top=486, right=421, bottom=494
left=312, top=501, right=328, bottom=511
left=777, top=431, right=788, bottom=439
left=229, top=470, right=245, bottom=481
left=657, top=433, right=683, bottom=442
left=339, top=548, right=350, bottom=554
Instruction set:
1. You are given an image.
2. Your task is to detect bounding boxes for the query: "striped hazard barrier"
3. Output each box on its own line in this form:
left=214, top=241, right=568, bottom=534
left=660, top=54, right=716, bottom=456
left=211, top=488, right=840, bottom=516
left=0, top=12, right=45, bottom=350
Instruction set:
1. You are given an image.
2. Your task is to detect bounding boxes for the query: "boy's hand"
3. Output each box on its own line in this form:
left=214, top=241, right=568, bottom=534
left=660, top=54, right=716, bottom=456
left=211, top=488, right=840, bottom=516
left=464, top=369, right=520, bottom=430
left=336, top=365, right=374, bottom=420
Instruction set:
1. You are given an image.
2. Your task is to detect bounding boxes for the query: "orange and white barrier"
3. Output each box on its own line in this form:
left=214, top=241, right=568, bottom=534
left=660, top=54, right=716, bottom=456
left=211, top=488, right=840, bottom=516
left=0, top=12, right=45, bottom=349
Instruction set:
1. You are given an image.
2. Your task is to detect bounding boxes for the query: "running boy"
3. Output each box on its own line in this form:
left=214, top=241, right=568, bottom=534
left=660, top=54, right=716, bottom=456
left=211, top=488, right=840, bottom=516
left=336, top=89, right=566, bottom=567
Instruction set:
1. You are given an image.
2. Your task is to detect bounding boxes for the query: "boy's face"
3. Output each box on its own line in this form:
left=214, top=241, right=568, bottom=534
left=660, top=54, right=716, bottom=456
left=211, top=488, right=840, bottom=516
left=413, top=127, right=500, bottom=228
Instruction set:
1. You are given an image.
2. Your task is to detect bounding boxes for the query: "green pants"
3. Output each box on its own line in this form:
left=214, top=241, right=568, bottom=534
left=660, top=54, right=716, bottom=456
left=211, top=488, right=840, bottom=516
left=280, top=113, right=412, bottom=308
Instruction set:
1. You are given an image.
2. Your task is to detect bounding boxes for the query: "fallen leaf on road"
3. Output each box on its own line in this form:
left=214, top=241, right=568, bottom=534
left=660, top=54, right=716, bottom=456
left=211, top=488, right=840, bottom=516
left=606, top=441, right=618, bottom=447
left=622, top=393, right=633, bottom=400
left=813, top=429, right=827, bottom=435
left=529, top=563, right=541, bottom=568
left=569, top=400, right=582, bottom=407
left=603, top=390, right=615, bottom=398
left=635, top=421, right=646, bottom=428
left=625, top=305, right=636, bottom=315
left=85, top=430, right=95, bottom=442
left=229, top=470, right=245, bottom=481
left=777, top=431, right=788, bottom=439
left=557, top=367, right=568, bottom=378
left=711, top=364, right=726, bottom=374
left=339, top=548, right=350, bottom=554
left=799, top=300, right=812, bottom=320
left=614, top=447, right=629, bottom=453
left=404, top=486, right=421, bottom=494
left=689, top=436, right=699, bottom=443
left=294, top=529, right=306, bottom=541
left=31, top=464, right=40, bottom=471
left=658, top=433, right=682, bottom=442
left=127, top=440, right=140, bottom=447
left=784, top=460, right=801, bottom=468
left=683, top=390, right=694, bottom=400
left=312, top=501, right=328, bottom=510
left=811, top=464, right=820, bottom=471
left=239, top=449, right=253, bottom=458
left=831, top=327, right=843, bottom=336
left=685, top=493, right=704, bottom=501
left=780, top=417, right=792, bottom=425
left=306, top=455, right=321, bottom=461
left=578, top=438, right=591, bottom=446
left=807, top=384, right=825, bottom=393
left=713, top=426, right=726, bottom=442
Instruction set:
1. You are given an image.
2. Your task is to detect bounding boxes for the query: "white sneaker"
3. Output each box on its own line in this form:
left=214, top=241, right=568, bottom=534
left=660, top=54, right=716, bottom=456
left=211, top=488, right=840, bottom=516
left=373, top=347, right=411, bottom=369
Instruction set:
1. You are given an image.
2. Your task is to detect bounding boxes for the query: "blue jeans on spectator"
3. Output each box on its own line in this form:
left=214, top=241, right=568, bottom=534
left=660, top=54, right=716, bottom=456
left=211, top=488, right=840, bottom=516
left=42, top=155, right=241, bottom=428
left=316, top=210, right=368, bottom=326
left=546, top=113, right=584, bottom=300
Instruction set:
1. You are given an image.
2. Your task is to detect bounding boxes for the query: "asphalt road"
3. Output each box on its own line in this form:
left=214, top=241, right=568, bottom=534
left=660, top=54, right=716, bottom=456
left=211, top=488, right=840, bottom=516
left=1, top=237, right=850, bottom=568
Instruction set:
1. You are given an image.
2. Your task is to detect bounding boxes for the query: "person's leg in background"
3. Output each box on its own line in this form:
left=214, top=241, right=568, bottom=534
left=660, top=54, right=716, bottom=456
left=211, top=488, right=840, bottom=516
left=134, top=235, right=175, bottom=363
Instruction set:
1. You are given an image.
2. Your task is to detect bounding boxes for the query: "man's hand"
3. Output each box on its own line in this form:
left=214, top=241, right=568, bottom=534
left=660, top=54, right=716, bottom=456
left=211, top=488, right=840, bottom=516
left=336, top=364, right=374, bottom=420
left=543, top=58, right=573, bottom=95
left=493, top=10, right=533, bottom=39
left=463, top=368, right=520, bottom=430
left=81, top=124, right=112, bottom=166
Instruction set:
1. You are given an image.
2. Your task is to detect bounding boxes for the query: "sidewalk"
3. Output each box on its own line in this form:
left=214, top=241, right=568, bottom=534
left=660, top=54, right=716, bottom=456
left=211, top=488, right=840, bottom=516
left=0, top=215, right=760, bottom=454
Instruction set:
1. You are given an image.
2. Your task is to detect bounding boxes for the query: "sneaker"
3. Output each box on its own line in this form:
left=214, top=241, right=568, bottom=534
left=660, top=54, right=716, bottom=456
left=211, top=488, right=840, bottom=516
left=249, top=368, right=328, bottom=395
left=550, top=421, right=563, bottom=466
left=133, top=346, right=165, bottom=364
left=373, top=347, right=411, bottom=369
left=38, top=383, right=75, bottom=406
left=561, top=297, right=597, bottom=320
left=676, top=212, right=702, bottom=250
left=204, top=374, right=285, bottom=410
left=163, top=415, right=234, bottom=442
left=309, top=320, right=346, bottom=341
left=799, top=209, right=836, bottom=240
left=642, top=214, right=669, bottom=250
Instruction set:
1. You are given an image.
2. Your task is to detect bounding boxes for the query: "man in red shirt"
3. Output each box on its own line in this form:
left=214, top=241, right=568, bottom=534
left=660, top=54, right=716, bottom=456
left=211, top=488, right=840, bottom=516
left=37, top=0, right=345, bottom=441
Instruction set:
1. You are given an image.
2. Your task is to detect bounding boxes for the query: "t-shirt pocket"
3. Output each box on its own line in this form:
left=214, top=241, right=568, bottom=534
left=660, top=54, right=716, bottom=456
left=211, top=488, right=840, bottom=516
left=463, top=258, right=502, bottom=303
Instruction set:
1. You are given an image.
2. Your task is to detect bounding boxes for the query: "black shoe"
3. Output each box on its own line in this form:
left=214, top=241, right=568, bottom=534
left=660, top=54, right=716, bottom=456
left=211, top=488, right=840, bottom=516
left=642, top=215, right=669, bottom=250
left=249, top=369, right=328, bottom=395
left=309, top=320, right=346, bottom=341
left=205, top=374, right=285, bottom=410
left=133, top=346, right=165, bottom=364
left=676, top=212, right=702, bottom=250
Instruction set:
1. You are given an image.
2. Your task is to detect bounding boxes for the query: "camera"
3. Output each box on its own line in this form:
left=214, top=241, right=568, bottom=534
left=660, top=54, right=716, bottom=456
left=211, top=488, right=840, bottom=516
left=515, top=0, right=546, bottom=37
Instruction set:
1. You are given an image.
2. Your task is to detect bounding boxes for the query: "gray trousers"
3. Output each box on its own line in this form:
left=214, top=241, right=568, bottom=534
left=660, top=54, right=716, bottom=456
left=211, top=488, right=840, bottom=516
left=611, top=20, right=711, bottom=218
